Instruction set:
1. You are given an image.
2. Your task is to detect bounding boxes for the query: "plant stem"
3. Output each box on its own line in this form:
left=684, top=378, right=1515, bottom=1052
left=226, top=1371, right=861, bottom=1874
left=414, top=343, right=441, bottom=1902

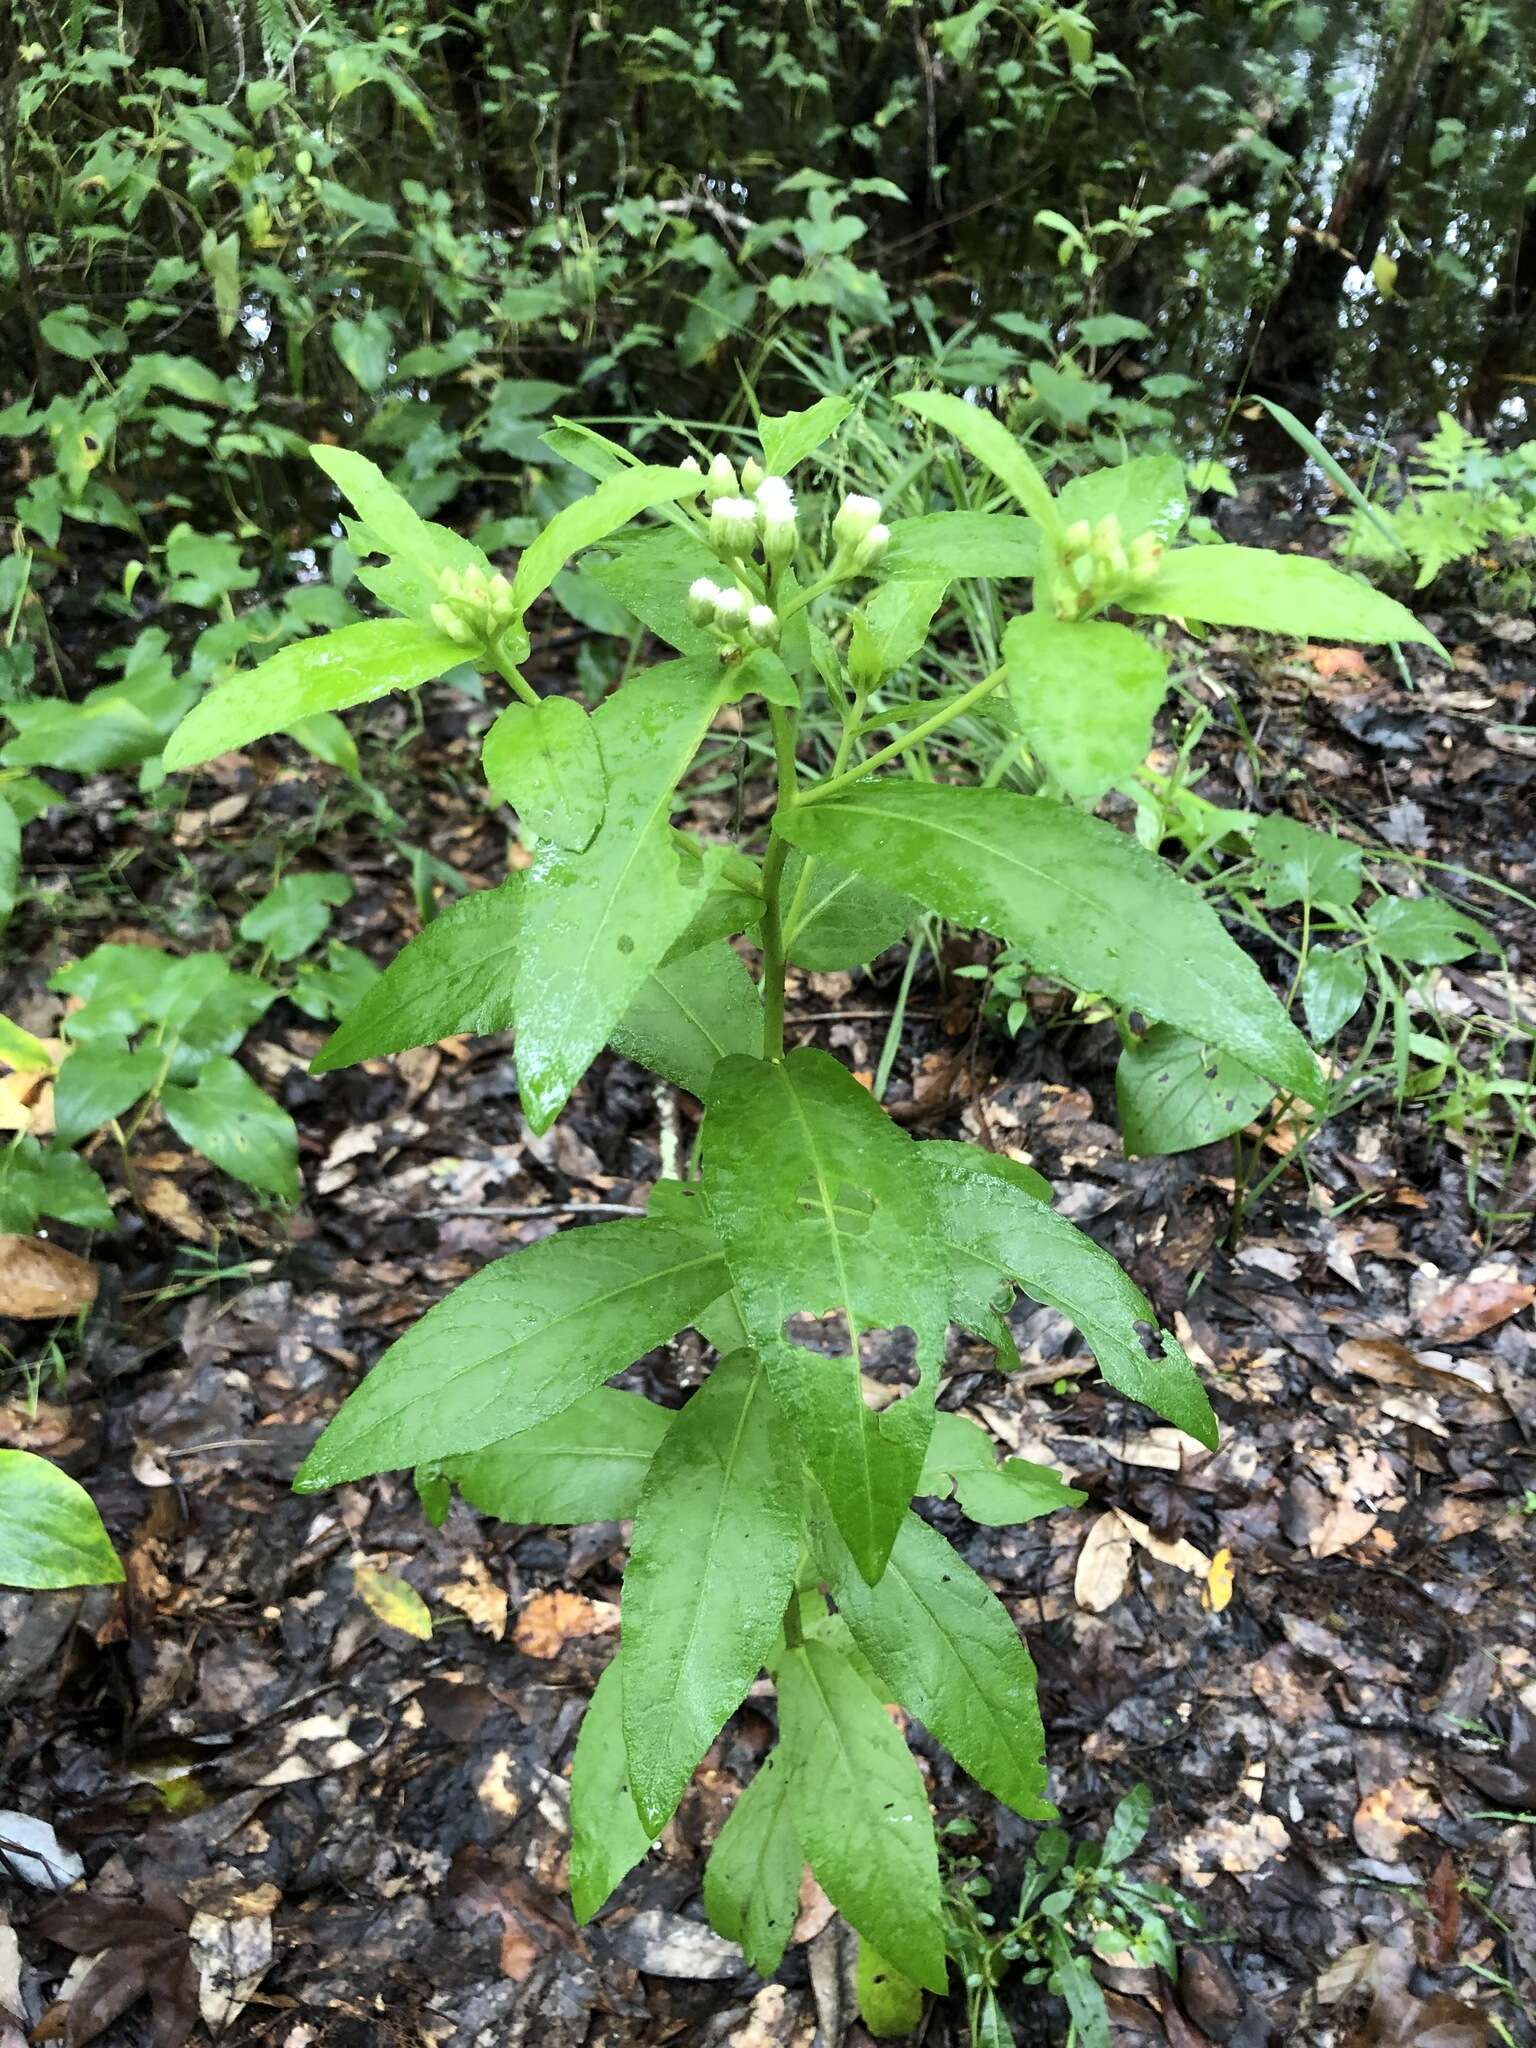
left=798, top=665, right=1007, bottom=806
left=759, top=701, right=800, bottom=1061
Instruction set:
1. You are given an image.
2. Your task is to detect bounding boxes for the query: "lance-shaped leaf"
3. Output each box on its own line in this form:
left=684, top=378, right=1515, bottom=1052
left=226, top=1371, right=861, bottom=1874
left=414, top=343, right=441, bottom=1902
left=481, top=694, right=606, bottom=849
left=703, top=1746, right=804, bottom=1976
left=898, top=388, right=1060, bottom=537
left=510, top=465, right=702, bottom=616
left=819, top=1506, right=1054, bottom=1821
left=311, top=444, right=493, bottom=627
left=777, top=1637, right=947, bottom=1994
left=608, top=941, right=763, bottom=1095
left=586, top=526, right=718, bottom=655
left=164, top=619, right=466, bottom=770
left=918, top=1141, right=1217, bottom=1446
left=623, top=1354, right=802, bottom=1835
left=510, top=656, right=728, bottom=1131
left=0, top=1451, right=123, bottom=1590
left=777, top=785, right=1321, bottom=1103
left=758, top=393, right=852, bottom=474
left=781, top=850, right=917, bottom=972
left=314, top=876, right=521, bottom=1071
left=570, top=1655, right=653, bottom=1923
left=1122, top=544, right=1441, bottom=650
left=918, top=1411, right=1084, bottom=1526
left=701, top=1049, right=950, bottom=1583
left=881, top=511, right=1040, bottom=582
left=293, top=1218, right=727, bottom=1489
left=444, top=1388, right=672, bottom=1524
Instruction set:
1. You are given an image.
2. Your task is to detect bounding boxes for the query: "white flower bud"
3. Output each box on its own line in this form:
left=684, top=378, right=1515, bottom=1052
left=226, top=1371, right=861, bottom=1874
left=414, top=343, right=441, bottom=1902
left=713, top=586, right=748, bottom=631
left=430, top=602, right=476, bottom=646
left=851, top=522, right=890, bottom=572
left=710, top=495, right=758, bottom=559
left=754, top=475, right=795, bottom=522
left=679, top=455, right=703, bottom=477
left=747, top=603, right=780, bottom=648
left=740, top=455, right=765, bottom=494
left=688, top=576, right=721, bottom=624
left=833, top=493, right=882, bottom=551
left=705, top=452, right=738, bottom=502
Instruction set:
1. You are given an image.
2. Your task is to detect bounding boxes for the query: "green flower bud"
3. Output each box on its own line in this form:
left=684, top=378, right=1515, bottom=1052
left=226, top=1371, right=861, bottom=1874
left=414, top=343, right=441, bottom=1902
left=747, top=603, right=780, bottom=648
left=713, top=586, right=749, bottom=632
left=1128, top=532, right=1165, bottom=586
left=710, top=495, right=758, bottom=559
left=705, top=453, right=738, bottom=503
left=833, top=492, right=882, bottom=552
left=740, top=456, right=765, bottom=494
left=688, top=575, right=721, bottom=624
left=1062, top=519, right=1093, bottom=558
left=851, top=522, right=890, bottom=572
left=430, top=602, right=477, bottom=646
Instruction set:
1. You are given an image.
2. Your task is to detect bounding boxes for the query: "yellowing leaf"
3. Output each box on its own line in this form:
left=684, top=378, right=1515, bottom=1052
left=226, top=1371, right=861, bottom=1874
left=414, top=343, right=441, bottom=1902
left=354, top=1562, right=432, bottom=1639
left=1203, top=1545, right=1235, bottom=1613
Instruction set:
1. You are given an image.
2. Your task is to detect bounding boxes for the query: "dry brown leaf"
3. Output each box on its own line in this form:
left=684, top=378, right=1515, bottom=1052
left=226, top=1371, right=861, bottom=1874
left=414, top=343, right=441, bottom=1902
left=1353, top=1778, right=1438, bottom=1861
left=139, top=1176, right=210, bottom=1243
left=1304, top=644, right=1374, bottom=678
left=1172, top=1811, right=1290, bottom=1886
left=0, top=1235, right=98, bottom=1318
left=512, top=1589, right=619, bottom=1659
left=1417, top=1263, right=1534, bottom=1344
left=439, top=1555, right=510, bottom=1640
left=1074, top=1510, right=1133, bottom=1612
left=1115, top=1507, right=1211, bottom=1580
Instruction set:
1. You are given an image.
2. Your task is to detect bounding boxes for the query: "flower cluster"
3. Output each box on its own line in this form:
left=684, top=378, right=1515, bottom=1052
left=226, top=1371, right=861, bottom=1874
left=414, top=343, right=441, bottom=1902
left=430, top=564, right=520, bottom=648
left=688, top=576, right=780, bottom=651
left=685, top=453, right=802, bottom=578
left=1054, top=512, right=1164, bottom=620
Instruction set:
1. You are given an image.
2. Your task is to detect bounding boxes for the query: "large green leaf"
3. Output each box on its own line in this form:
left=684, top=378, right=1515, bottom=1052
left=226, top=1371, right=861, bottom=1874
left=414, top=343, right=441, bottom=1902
left=819, top=1507, right=1054, bottom=1822
left=51, top=1041, right=162, bottom=1148
left=293, top=1218, right=727, bottom=1489
left=881, top=511, right=1040, bottom=582
left=509, top=657, right=729, bottom=1131
left=1004, top=612, right=1169, bottom=802
left=164, top=619, right=466, bottom=770
left=161, top=1057, right=300, bottom=1201
left=0, top=1451, right=123, bottom=1589
left=314, top=878, right=522, bottom=1071
left=608, top=940, right=762, bottom=1094
left=777, top=1637, right=947, bottom=1993
left=917, top=1142, right=1217, bottom=1446
left=311, top=444, right=491, bottom=626
left=444, top=1388, right=671, bottom=1523
left=623, top=1353, right=802, bottom=1835
left=778, top=784, right=1321, bottom=1102
left=0, top=1138, right=113, bottom=1233
left=758, top=394, right=852, bottom=474
left=586, top=527, right=718, bottom=655
left=703, top=1747, right=804, bottom=1976
left=1057, top=454, right=1188, bottom=546
left=1116, top=1024, right=1273, bottom=1156
left=569, top=1655, right=653, bottom=1922
left=481, top=695, right=606, bottom=850
left=701, top=1050, right=952, bottom=1582
left=1123, top=544, right=1440, bottom=649
left=511, top=466, right=700, bottom=615
left=898, top=389, right=1060, bottom=537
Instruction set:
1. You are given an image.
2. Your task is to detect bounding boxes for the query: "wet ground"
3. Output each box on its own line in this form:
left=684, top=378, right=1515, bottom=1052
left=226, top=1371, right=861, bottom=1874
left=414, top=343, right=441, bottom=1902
left=2, top=508, right=1534, bottom=2046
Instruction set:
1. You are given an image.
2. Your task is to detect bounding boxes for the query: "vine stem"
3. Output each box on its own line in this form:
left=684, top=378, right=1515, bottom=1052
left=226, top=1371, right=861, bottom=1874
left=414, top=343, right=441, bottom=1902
left=797, top=664, right=1008, bottom=807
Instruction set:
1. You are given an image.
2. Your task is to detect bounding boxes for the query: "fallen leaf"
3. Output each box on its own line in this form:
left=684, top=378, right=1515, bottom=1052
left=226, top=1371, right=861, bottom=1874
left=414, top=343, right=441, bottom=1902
left=353, top=1563, right=432, bottom=1640
left=0, top=1236, right=98, bottom=1319
left=1203, top=1546, right=1235, bottom=1613
left=1417, top=1263, right=1534, bottom=1344
left=139, top=1177, right=210, bottom=1244
left=439, top=1555, right=510, bottom=1640
left=1074, top=1510, right=1133, bottom=1613
left=1353, top=1778, right=1438, bottom=1861
left=1172, top=1811, right=1290, bottom=1886
left=512, top=1589, right=619, bottom=1659
left=189, top=1888, right=276, bottom=2030
left=0, top=1811, right=85, bottom=1890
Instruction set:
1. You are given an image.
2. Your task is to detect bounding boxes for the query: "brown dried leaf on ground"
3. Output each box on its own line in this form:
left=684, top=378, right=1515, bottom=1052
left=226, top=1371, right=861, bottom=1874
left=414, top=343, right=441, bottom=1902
left=512, top=1589, right=619, bottom=1659
left=0, top=1236, right=97, bottom=1318
left=1353, top=1778, right=1439, bottom=1861
left=1417, top=1262, right=1535, bottom=1344
left=1074, top=1510, right=1134, bottom=1612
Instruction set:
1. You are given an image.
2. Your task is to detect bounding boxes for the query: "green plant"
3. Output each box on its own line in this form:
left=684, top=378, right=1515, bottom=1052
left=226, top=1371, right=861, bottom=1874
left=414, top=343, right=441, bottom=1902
left=159, top=385, right=1433, bottom=2011
left=0, top=1449, right=122, bottom=1589
left=943, top=1784, right=1204, bottom=2048
left=1330, top=413, right=1536, bottom=591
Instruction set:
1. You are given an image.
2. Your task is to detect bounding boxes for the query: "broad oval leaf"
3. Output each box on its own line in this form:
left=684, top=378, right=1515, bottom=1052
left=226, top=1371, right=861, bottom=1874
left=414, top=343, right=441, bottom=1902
left=482, top=694, right=606, bottom=850
left=701, top=1049, right=952, bottom=1582
left=1116, top=1024, right=1273, bottom=1157
left=758, top=393, right=853, bottom=474
left=849, top=580, right=948, bottom=689
left=1004, top=611, right=1169, bottom=801
left=293, top=1217, right=727, bottom=1489
left=703, top=1746, right=803, bottom=1976
left=586, top=527, right=718, bottom=654
left=623, top=1354, right=802, bottom=1835
left=161, top=1057, right=300, bottom=1201
left=0, top=1450, right=123, bottom=1589
left=164, top=619, right=466, bottom=771
left=777, top=1637, right=947, bottom=1994
left=898, top=389, right=1060, bottom=537
left=608, top=940, right=762, bottom=1095
left=570, top=1655, right=654, bottom=1923
left=781, top=850, right=916, bottom=971
left=444, top=1388, right=672, bottom=1524
left=820, top=1507, right=1055, bottom=1821
left=918, top=1141, right=1218, bottom=1446
left=51, top=1041, right=162, bottom=1149
left=778, top=783, right=1322, bottom=1103
left=1300, top=946, right=1367, bottom=1043
left=1056, top=454, right=1188, bottom=547
left=1123, top=544, right=1440, bottom=649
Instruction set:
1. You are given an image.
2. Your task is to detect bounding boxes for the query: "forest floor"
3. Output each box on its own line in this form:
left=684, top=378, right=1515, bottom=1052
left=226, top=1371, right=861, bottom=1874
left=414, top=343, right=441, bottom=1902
left=2, top=541, right=1535, bottom=2048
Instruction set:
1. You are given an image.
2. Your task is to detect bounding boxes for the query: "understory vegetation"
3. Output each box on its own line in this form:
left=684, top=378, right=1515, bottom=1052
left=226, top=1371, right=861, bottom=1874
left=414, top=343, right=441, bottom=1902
left=1, top=3, right=1533, bottom=2045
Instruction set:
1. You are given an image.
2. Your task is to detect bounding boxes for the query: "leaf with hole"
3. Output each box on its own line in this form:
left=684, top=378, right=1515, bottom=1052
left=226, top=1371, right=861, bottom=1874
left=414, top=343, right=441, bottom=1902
left=1116, top=1024, right=1276, bottom=1156
left=703, top=1745, right=803, bottom=1975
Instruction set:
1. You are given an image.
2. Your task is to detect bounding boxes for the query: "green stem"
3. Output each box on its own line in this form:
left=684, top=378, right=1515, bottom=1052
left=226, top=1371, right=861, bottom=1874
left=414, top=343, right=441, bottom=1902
left=799, top=665, right=1007, bottom=807
left=759, top=701, right=800, bottom=1061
